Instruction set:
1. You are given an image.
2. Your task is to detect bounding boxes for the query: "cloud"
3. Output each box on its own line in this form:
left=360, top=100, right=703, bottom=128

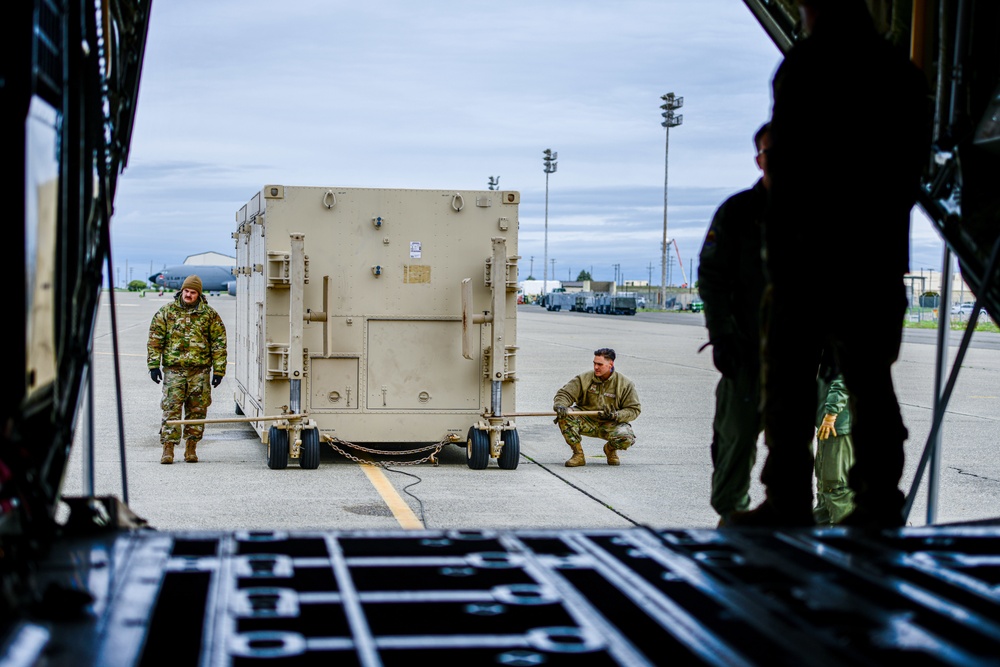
left=111, top=0, right=942, bottom=284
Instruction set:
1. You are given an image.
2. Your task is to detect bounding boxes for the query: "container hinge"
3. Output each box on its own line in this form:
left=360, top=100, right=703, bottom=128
left=267, top=251, right=291, bottom=287
left=266, top=344, right=289, bottom=379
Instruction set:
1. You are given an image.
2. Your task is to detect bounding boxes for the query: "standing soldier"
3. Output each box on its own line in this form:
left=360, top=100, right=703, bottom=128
left=147, top=275, right=227, bottom=464
left=813, top=374, right=856, bottom=525
left=553, top=348, right=641, bottom=467
left=736, top=0, right=930, bottom=527
left=698, top=123, right=771, bottom=526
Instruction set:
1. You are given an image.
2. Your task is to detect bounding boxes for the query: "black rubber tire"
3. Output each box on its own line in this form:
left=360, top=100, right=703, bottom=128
left=466, top=427, right=489, bottom=470
left=300, top=428, right=320, bottom=469
left=267, top=426, right=289, bottom=470
left=498, top=429, right=520, bottom=470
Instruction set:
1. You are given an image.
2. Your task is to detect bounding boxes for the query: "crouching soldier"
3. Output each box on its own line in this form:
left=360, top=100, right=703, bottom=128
left=553, top=348, right=641, bottom=467
left=147, top=275, right=227, bottom=464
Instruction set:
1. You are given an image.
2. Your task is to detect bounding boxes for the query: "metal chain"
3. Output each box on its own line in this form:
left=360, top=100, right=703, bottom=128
left=325, top=437, right=451, bottom=467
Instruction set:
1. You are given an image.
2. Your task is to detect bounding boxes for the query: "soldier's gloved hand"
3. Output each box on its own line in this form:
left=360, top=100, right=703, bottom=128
left=149, top=368, right=162, bottom=384
left=211, top=374, right=223, bottom=388
left=554, top=405, right=569, bottom=419
left=818, top=414, right=837, bottom=440
left=599, top=408, right=618, bottom=422
left=711, top=334, right=742, bottom=379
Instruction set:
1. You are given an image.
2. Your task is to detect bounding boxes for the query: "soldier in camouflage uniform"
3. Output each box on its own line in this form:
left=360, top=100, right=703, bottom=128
left=553, top=348, right=641, bottom=467
left=147, top=275, right=227, bottom=464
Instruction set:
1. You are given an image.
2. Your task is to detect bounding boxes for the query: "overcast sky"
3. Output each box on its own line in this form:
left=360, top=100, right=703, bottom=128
left=111, top=0, right=946, bottom=287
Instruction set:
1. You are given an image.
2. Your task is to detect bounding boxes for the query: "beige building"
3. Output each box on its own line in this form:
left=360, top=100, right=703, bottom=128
left=184, top=251, right=235, bottom=266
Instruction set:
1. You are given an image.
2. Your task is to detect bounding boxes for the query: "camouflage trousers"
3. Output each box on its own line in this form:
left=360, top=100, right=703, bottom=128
left=813, top=433, right=856, bottom=525
left=556, top=415, right=635, bottom=450
left=160, top=367, right=212, bottom=446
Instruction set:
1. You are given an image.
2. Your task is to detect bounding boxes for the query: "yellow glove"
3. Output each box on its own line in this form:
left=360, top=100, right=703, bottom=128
left=818, top=414, right=837, bottom=440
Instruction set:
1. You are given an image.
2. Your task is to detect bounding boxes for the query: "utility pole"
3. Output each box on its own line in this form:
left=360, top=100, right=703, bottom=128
left=660, top=92, right=683, bottom=309
left=648, top=261, right=654, bottom=305
left=529, top=256, right=534, bottom=279
left=542, top=149, right=558, bottom=298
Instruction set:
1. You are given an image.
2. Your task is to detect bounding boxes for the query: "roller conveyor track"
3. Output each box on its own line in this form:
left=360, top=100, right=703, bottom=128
left=8, top=525, right=1000, bottom=666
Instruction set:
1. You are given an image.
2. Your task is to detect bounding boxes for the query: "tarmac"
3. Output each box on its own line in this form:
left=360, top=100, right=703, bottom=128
left=62, top=291, right=1000, bottom=531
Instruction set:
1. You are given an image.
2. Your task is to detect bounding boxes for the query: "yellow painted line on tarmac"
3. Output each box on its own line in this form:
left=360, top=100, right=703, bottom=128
left=359, top=462, right=424, bottom=529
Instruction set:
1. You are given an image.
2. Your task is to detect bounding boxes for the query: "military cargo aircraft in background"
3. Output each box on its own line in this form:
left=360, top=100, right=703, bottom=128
left=148, top=264, right=236, bottom=295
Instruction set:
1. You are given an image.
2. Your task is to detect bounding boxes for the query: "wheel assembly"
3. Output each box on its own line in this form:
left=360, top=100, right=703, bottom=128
left=498, top=428, right=520, bottom=470
left=300, top=427, right=320, bottom=469
left=267, top=425, right=289, bottom=470
left=466, top=426, right=489, bottom=470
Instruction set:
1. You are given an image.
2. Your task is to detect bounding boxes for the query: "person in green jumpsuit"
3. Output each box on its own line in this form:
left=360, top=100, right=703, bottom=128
left=697, top=123, right=770, bottom=525
left=814, top=374, right=856, bottom=524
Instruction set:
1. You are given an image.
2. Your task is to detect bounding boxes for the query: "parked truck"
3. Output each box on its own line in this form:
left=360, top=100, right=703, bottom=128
left=233, top=185, right=521, bottom=470
left=544, top=292, right=576, bottom=311
left=594, top=294, right=637, bottom=315
left=573, top=292, right=596, bottom=312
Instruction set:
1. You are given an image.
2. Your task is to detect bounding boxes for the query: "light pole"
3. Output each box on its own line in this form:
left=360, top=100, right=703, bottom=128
left=543, top=149, right=558, bottom=297
left=488, top=175, right=500, bottom=191
left=660, top=92, right=683, bottom=309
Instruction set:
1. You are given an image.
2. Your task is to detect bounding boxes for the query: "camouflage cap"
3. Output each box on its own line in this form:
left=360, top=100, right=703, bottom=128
left=182, top=275, right=203, bottom=294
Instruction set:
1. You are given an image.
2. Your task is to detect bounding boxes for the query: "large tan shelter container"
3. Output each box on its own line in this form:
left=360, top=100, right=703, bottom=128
left=233, top=185, right=520, bottom=469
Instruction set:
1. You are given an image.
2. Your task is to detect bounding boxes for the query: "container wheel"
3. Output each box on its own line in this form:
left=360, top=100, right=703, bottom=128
left=466, top=427, right=489, bottom=470
left=498, top=429, right=520, bottom=470
left=267, top=426, right=289, bottom=470
left=300, top=428, right=320, bottom=469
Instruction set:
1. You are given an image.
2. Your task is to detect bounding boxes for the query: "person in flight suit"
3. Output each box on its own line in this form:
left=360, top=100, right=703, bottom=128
left=147, top=275, right=227, bottom=464
left=698, top=123, right=771, bottom=526
left=813, top=374, right=856, bottom=525
left=553, top=348, right=641, bottom=467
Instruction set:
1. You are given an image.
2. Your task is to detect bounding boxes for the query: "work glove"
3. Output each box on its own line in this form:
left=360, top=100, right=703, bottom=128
left=554, top=405, right=569, bottom=418
left=149, top=368, right=162, bottom=384
left=710, top=333, right=742, bottom=380
left=211, top=374, right=224, bottom=388
left=818, top=414, right=837, bottom=440
left=599, top=408, right=618, bottom=422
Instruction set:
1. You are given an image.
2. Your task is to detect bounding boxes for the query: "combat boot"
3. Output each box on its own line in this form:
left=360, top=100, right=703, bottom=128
left=160, top=443, right=174, bottom=464
left=184, top=441, right=198, bottom=463
left=565, top=442, right=586, bottom=467
left=603, top=443, right=620, bottom=466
